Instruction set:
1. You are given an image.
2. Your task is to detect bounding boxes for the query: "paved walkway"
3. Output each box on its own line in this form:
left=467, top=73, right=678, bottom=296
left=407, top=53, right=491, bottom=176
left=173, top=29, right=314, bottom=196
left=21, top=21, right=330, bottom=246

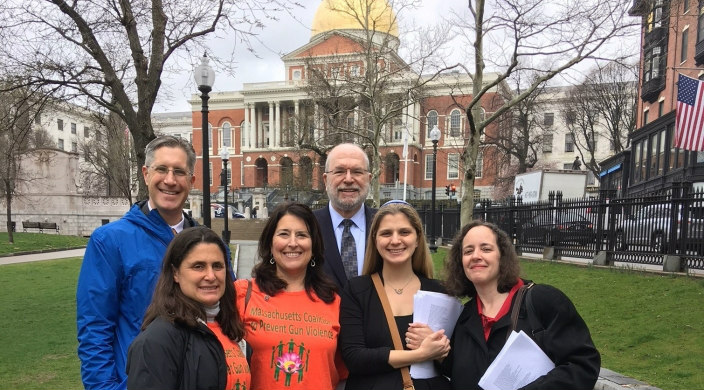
left=0, top=248, right=85, bottom=266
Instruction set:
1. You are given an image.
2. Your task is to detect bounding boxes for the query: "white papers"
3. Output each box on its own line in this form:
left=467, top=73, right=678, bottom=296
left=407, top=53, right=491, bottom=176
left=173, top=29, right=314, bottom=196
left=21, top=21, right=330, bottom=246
left=478, top=330, right=555, bottom=390
left=410, top=290, right=463, bottom=379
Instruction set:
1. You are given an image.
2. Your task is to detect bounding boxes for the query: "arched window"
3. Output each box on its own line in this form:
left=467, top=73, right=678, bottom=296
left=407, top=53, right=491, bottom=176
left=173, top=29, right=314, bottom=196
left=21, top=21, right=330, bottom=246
left=280, top=157, right=294, bottom=188
left=221, top=122, right=231, bottom=147
left=449, top=109, right=461, bottom=137
left=427, top=110, right=438, bottom=130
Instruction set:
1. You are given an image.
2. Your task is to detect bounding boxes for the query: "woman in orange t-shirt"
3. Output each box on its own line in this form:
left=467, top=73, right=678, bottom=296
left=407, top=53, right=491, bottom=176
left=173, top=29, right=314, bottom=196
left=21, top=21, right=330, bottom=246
left=127, top=226, right=250, bottom=390
left=236, top=202, right=347, bottom=390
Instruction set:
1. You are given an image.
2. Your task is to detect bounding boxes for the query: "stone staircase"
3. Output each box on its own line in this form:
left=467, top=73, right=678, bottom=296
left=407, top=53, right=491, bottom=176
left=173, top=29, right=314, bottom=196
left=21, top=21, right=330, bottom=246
left=203, top=218, right=267, bottom=241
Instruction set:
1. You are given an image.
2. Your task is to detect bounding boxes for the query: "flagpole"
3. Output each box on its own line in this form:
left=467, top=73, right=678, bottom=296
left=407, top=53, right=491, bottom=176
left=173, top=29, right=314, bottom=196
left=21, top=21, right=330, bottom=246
left=403, top=124, right=409, bottom=201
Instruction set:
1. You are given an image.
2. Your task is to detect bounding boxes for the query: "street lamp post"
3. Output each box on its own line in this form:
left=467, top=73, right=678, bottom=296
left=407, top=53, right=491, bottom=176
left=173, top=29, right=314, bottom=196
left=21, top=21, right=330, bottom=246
left=194, top=53, right=215, bottom=228
left=220, top=147, right=230, bottom=244
left=429, top=125, right=441, bottom=253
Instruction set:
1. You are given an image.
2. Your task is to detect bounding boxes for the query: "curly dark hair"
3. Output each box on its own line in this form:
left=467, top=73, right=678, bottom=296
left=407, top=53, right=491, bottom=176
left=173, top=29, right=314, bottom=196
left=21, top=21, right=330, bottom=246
left=142, top=226, right=244, bottom=341
left=252, top=202, right=337, bottom=303
left=444, top=220, right=521, bottom=298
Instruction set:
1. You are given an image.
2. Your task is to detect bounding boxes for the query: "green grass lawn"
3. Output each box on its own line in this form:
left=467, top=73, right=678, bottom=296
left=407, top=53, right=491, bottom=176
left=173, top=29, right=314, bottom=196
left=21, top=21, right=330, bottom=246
left=1, top=251, right=703, bottom=389
left=0, top=232, right=88, bottom=256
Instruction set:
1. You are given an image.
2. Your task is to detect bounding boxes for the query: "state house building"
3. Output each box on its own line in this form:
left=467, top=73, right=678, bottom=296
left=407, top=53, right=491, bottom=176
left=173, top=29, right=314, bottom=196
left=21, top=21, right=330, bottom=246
left=184, top=0, right=503, bottom=206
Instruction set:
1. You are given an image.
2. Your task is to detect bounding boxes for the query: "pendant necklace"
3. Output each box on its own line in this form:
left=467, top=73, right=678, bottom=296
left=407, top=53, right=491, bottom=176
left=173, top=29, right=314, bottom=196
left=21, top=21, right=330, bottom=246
left=388, top=275, right=414, bottom=295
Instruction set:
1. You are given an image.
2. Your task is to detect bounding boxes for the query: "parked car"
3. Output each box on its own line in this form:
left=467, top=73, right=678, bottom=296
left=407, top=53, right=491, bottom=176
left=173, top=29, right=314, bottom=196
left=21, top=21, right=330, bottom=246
left=615, top=204, right=704, bottom=253
left=212, top=204, right=246, bottom=219
left=520, top=211, right=595, bottom=246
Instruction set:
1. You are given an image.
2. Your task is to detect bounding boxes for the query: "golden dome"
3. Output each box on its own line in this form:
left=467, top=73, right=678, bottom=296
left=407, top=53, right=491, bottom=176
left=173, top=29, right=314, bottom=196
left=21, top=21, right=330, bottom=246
left=310, top=0, right=399, bottom=39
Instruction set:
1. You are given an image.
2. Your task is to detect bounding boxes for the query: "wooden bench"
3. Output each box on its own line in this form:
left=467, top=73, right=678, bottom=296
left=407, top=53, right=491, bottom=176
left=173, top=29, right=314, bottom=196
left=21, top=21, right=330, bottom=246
left=22, top=221, right=60, bottom=233
left=22, top=221, right=40, bottom=232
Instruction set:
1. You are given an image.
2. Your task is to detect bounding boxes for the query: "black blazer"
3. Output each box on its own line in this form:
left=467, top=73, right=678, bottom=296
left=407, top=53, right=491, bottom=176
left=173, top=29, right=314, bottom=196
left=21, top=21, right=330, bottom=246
left=339, top=275, right=451, bottom=390
left=314, top=204, right=376, bottom=290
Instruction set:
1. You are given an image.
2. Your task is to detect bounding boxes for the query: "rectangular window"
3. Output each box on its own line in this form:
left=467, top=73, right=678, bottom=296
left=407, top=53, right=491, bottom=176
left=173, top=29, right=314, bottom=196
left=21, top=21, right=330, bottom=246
left=209, top=162, right=213, bottom=186
left=448, top=153, right=460, bottom=179
left=543, top=113, right=554, bottom=126
left=658, top=101, right=665, bottom=117
left=222, top=129, right=231, bottom=147
left=644, top=110, right=649, bottom=125
left=586, top=171, right=596, bottom=186
left=658, top=130, right=666, bottom=175
left=681, top=29, right=689, bottom=63
left=347, top=116, right=355, bottom=129
left=542, top=134, right=553, bottom=153
left=649, top=133, right=659, bottom=178
left=57, top=119, right=64, bottom=131
left=684, top=0, right=690, bottom=13
left=476, top=149, right=483, bottom=179
left=698, top=3, right=704, bottom=43
left=425, top=154, right=434, bottom=180
left=207, top=126, right=212, bottom=148
left=71, top=123, right=77, bottom=134
left=58, top=138, right=64, bottom=150
left=71, top=142, right=78, bottom=153
left=564, top=133, right=574, bottom=152
left=241, top=125, right=246, bottom=147
left=222, top=162, right=232, bottom=185
left=84, top=127, right=90, bottom=138
left=641, top=137, right=649, bottom=180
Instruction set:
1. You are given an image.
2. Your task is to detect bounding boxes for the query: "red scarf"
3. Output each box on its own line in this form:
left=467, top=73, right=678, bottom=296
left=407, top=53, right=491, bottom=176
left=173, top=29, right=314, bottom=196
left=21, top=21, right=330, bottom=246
left=476, top=279, right=524, bottom=341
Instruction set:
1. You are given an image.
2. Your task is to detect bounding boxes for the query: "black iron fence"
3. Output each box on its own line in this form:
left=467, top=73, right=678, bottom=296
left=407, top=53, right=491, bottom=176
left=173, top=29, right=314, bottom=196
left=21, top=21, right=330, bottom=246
left=417, top=182, right=704, bottom=271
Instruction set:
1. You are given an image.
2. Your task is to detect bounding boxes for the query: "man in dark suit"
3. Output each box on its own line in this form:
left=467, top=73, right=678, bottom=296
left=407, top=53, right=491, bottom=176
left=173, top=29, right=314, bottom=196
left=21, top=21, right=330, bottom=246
left=314, top=143, right=376, bottom=290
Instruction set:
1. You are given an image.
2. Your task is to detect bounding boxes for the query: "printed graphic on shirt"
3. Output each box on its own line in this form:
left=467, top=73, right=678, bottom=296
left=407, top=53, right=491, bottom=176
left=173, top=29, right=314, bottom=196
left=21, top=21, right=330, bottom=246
left=271, top=339, right=309, bottom=386
left=247, top=306, right=335, bottom=339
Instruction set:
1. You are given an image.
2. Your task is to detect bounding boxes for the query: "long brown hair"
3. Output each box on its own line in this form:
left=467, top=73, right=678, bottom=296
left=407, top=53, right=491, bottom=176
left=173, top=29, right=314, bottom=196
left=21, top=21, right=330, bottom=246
left=252, top=202, right=337, bottom=303
left=444, top=220, right=521, bottom=298
left=361, top=202, right=434, bottom=278
left=142, top=226, right=244, bottom=341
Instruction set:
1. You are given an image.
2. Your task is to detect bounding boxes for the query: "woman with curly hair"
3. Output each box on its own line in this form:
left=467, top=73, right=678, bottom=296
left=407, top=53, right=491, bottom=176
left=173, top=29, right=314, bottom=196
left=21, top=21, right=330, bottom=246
left=441, top=220, right=600, bottom=389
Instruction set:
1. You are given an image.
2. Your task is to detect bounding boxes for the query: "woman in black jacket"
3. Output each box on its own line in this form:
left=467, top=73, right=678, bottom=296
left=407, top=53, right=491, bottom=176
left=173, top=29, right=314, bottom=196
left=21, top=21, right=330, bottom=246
left=127, top=226, right=249, bottom=390
left=339, top=200, right=451, bottom=390
left=441, top=220, right=600, bottom=390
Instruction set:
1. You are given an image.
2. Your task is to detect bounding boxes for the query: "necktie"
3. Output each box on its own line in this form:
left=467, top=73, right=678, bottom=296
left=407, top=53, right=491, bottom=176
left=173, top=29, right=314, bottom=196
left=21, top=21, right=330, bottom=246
left=341, top=219, right=358, bottom=279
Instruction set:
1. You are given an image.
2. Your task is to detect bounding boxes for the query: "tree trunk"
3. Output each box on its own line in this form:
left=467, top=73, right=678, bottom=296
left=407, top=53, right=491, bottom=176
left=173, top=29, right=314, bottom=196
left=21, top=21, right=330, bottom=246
left=5, top=191, right=13, bottom=244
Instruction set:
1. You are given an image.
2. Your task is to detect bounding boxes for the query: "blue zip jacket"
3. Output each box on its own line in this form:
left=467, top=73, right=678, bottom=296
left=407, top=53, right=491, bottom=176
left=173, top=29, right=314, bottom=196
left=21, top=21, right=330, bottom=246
left=76, top=201, right=234, bottom=390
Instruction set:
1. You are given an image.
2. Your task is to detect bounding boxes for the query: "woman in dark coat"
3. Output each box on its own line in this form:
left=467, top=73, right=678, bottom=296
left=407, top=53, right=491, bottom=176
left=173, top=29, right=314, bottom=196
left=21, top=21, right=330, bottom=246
left=339, top=201, right=451, bottom=390
left=441, top=220, right=600, bottom=390
left=127, top=226, right=249, bottom=390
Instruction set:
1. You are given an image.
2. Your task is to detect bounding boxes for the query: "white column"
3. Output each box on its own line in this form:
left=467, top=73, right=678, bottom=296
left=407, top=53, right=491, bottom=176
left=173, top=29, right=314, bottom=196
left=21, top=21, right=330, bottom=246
left=244, top=104, right=250, bottom=149
left=250, top=104, right=257, bottom=148
left=268, top=101, right=274, bottom=148
left=274, top=101, right=281, bottom=148
left=257, top=108, right=263, bottom=148
left=294, top=100, right=300, bottom=134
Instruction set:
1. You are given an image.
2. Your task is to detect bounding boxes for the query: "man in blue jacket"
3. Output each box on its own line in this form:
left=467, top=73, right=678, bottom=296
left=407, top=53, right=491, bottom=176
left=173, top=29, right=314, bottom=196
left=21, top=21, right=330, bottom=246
left=76, top=136, right=202, bottom=390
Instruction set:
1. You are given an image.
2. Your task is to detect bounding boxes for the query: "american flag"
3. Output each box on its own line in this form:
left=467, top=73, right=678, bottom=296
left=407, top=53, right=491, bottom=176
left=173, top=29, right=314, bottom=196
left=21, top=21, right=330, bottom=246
left=675, top=74, right=704, bottom=151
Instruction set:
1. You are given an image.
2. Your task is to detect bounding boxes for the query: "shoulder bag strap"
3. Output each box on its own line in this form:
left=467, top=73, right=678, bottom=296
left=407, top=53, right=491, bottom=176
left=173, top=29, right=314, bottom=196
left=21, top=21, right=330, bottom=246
left=371, top=273, right=415, bottom=390
left=506, top=282, right=535, bottom=340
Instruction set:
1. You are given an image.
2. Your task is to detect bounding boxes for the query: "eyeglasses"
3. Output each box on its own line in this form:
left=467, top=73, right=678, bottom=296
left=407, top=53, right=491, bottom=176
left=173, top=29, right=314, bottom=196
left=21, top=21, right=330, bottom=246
left=325, top=168, right=369, bottom=178
left=381, top=199, right=411, bottom=208
left=149, top=165, right=190, bottom=177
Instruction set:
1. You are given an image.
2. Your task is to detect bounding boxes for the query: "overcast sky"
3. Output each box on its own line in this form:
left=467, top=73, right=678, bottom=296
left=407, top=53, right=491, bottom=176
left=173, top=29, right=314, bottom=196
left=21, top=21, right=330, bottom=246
left=153, top=0, right=457, bottom=113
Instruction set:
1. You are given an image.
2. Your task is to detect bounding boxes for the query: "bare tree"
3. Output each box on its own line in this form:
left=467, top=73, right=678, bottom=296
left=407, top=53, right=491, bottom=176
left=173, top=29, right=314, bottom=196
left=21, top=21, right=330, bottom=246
left=484, top=72, right=549, bottom=181
left=0, top=80, right=52, bottom=243
left=80, top=110, right=138, bottom=203
left=0, top=0, right=301, bottom=199
left=448, top=0, right=638, bottom=225
left=562, top=61, right=637, bottom=177
left=295, top=0, right=448, bottom=206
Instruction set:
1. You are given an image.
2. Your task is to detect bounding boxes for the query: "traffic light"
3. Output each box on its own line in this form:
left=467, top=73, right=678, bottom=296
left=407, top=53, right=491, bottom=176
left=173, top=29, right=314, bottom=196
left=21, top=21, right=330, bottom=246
left=445, top=185, right=450, bottom=196
left=451, top=183, right=456, bottom=196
